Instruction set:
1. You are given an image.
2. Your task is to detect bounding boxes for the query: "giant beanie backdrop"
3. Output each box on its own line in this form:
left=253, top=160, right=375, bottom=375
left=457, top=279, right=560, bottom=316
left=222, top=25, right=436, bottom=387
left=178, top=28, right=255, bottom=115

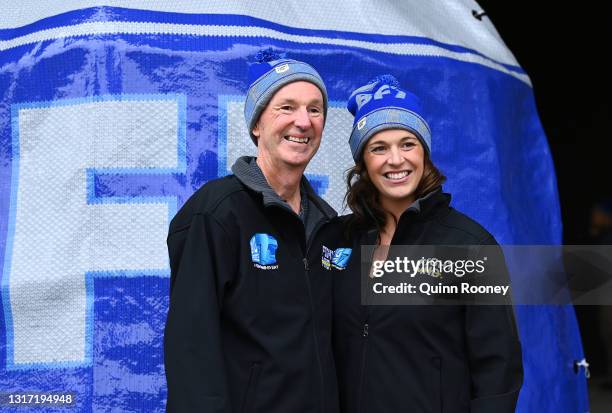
left=0, top=1, right=588, bottom=412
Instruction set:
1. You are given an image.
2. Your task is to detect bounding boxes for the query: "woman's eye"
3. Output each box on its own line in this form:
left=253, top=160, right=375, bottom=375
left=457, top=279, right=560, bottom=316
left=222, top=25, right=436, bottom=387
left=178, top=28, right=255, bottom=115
left=279, top=105, right=293, bottom=112
left=401, top=142, right=416, bottom=150
left=370, top=146, right=387, bottom=154
left=309, top=107, right=322, bottom=115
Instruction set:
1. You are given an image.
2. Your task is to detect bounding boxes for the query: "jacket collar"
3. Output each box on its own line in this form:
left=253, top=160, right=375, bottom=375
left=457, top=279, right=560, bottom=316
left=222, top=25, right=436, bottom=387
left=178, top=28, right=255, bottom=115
left=231, top=156, right=336, bottom=220
left=362, top=188, right=450, bottom=244
left=402, top=187, right=450, bottom=219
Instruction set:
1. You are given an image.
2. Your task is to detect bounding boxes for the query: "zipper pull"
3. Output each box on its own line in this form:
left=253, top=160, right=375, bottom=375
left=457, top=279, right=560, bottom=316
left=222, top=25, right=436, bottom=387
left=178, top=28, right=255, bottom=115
left=303, top=258, right=309, bottom=271
left=363, top=323, right=369, bottom=338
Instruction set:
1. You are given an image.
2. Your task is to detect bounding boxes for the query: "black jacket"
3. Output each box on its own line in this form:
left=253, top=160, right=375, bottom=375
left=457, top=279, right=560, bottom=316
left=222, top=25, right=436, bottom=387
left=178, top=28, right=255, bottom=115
left=164, top=157, right=339, bottom=413
left=321, top=190, right=523, bottom=413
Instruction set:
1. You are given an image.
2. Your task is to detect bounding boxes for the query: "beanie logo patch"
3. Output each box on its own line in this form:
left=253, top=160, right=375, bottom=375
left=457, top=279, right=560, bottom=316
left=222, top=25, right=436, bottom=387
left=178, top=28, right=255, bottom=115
left=357, top=117, right=367, bottom=130
left=274, top=63, right=290, bottom=74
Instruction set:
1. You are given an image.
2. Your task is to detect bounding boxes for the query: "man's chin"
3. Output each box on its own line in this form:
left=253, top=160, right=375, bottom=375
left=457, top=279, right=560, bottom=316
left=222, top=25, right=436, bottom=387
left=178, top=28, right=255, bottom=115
left=276, top=149, right=315, bottom=166
left=281, top=155, right=314, bottom=169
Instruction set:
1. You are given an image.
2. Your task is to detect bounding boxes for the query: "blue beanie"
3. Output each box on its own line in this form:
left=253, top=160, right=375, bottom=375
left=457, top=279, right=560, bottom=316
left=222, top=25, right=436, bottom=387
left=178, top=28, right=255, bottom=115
left=244, top=48, right=328, bottom=145
left=347, top=74, right=431, bottom=162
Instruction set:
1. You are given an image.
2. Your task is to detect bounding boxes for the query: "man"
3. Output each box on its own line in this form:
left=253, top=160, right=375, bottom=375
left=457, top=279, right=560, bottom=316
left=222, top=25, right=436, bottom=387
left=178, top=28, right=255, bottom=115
left=164, top=50, right=339, bottom=413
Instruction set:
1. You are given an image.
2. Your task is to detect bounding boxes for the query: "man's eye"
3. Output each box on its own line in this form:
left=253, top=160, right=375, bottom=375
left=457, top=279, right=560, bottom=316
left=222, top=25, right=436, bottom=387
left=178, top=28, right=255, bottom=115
left=279, top=105, right=293, bottom=112
left=309, top=107, right=322, bottom=114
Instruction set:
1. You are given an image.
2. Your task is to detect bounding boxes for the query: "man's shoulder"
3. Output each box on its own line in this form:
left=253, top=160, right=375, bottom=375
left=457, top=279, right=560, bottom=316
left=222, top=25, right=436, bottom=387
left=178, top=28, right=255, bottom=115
left=170, top=175, right=248, bottom=231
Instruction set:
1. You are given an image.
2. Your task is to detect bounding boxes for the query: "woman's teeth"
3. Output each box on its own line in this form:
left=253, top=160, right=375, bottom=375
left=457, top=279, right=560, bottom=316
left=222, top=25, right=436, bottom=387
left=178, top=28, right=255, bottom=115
left=385, top=171, right=409, bottom=180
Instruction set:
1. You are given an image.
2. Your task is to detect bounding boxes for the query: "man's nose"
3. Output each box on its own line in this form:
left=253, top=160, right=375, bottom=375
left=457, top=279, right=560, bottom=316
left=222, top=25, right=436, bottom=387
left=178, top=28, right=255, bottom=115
left=293, top=107, right=312, bottom=129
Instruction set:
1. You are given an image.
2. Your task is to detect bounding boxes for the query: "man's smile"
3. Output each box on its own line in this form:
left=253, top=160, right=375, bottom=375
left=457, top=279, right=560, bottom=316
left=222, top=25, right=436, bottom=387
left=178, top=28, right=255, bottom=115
left=284, top=135, right=310, bottom=144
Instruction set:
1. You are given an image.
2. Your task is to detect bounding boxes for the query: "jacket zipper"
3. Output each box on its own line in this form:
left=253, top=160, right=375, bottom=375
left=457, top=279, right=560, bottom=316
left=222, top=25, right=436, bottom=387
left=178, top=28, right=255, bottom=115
left=357, top=320, right=369, bottom=413
left=358, top=236, right=377, bottom=413
left=303, top=218, right=331, bottom=413
left=266, top=204, right=333, bottom=412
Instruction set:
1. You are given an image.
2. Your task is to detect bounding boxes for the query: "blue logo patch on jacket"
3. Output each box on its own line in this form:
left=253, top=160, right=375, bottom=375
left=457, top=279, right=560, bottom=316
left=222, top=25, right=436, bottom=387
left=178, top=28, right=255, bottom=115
left=250, top=233, right=278, bottom=268
left=332, top=248, right=352, bottom=270
left=322, top=246, right=352, bottom=270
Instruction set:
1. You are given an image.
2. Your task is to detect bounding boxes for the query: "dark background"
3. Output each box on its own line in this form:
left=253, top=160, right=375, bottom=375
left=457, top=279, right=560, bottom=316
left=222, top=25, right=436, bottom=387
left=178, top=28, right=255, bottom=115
left=479, top=2, right=610, bottom=244
left=479, top=0, right=611, bottom=382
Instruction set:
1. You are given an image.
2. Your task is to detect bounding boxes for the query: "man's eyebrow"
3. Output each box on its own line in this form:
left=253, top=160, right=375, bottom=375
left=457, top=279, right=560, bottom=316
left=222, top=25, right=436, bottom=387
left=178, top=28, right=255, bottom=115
left=274, top=98, right=323, bottom=106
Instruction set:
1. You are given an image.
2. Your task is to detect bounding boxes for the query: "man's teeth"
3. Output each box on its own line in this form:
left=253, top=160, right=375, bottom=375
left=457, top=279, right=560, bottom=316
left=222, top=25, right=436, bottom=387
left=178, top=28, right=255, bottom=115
left=285, top=136, right=309, bottom=143
left=385, top=171, right=409, bottom=180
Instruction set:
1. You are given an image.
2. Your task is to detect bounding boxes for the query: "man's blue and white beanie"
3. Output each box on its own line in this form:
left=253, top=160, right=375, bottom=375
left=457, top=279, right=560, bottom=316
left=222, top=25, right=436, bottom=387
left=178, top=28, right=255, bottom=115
left=244, top=48, right=328, bottom=145
left=347, top=74, right=431, bottom=162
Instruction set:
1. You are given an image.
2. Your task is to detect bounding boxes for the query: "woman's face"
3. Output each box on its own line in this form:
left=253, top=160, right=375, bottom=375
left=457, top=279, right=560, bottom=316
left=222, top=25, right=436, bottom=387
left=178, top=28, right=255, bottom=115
left=363, top=128, right=425, bottom=210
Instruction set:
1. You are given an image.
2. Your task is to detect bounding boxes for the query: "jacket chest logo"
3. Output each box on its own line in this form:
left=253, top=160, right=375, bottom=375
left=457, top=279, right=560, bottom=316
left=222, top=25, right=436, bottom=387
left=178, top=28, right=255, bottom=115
left=250, top=233, right=279, bottom=270
left=321, top=245, right=352, bottom=270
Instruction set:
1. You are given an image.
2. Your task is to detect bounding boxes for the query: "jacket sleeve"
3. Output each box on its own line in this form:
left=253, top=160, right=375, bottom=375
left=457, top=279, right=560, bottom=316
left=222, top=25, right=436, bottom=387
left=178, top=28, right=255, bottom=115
left=164, top=213, right=236, bottom=413
left=466, top=236, right=524, bottom=413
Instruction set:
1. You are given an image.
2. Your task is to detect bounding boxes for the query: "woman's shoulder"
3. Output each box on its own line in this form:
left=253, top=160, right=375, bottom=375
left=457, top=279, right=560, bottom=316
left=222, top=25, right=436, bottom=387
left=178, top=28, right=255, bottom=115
left=435, top=207, right=497, bottom=245
left=321, top=213, right=368, bottom=243
left=336, top=213, right=354, bottom=226
left=328, top=214, right=356, bottom=233
left=320, top=214, right=350, bottom=237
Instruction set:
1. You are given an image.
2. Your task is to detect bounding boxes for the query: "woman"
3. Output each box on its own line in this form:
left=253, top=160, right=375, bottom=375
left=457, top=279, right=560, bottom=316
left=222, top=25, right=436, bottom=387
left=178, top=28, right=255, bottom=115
left=324, top=75, right=523, bottom=412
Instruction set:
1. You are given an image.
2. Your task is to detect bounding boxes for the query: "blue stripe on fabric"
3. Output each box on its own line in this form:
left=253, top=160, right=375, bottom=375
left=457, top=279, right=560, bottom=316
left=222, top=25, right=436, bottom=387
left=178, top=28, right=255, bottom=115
left=0, top=33, right=529, bottom=88
left=1, top=104, right=22, bottom=369
left=0, top=7, right=526, bottom=75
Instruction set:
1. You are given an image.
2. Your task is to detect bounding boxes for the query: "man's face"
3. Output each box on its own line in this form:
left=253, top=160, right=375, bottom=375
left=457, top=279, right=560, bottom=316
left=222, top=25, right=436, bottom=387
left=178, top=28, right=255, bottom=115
left=252, top=81, right=324, bottom=169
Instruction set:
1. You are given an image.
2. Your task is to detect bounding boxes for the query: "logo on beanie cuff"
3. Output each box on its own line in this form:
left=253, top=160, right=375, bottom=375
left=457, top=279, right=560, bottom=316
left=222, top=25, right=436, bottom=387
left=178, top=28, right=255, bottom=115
left=250, top=233, right=279, bottom=270
left=322, top=246, right=352, bottom=270
left=275, top=63, right=290, bottom=74
left=357, top=117, right=367, bottom=130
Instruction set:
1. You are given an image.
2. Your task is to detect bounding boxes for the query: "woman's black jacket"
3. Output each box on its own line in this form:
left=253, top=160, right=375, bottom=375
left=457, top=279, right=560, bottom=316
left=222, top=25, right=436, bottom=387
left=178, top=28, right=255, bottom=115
left=319, top=190, right=523, bottom=413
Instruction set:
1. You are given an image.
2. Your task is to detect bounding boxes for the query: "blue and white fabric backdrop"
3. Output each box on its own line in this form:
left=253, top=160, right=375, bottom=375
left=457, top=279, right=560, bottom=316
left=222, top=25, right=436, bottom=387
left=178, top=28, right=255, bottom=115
left=0, top=1, right=589, bottom=412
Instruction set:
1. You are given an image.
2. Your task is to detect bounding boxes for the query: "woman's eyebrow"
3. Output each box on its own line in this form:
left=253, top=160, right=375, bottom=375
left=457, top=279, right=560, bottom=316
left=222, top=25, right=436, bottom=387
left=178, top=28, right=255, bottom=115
left=367, top=139, right=386, bottom=147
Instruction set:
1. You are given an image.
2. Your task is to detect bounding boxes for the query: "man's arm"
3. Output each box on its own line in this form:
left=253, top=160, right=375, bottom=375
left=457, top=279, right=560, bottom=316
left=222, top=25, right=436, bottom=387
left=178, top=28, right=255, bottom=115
left=164, top=213, right=235, bottom=413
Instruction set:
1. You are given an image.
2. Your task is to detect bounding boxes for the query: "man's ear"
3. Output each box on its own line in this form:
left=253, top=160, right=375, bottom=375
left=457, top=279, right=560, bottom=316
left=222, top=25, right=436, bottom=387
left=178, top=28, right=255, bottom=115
left=252, top=122, right=260, bottom=138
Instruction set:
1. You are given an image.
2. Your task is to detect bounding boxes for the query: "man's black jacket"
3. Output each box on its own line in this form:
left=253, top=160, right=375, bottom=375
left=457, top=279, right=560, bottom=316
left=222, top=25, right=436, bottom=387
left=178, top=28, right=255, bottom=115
left=164, top=157, right=338, bottom=413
